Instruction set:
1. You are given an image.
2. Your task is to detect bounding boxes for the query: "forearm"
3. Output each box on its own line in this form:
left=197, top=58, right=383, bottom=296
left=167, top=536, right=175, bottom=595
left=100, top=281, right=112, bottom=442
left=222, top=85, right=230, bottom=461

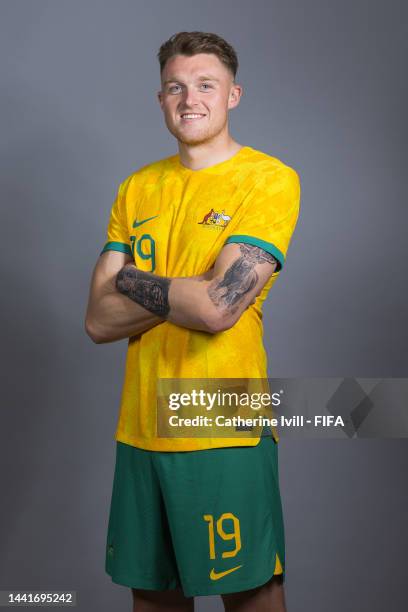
left=86, top=278, right=163, bottom=344
left=115, top=265, right=236, bottom=334
left=115, top=245, right=277, bottom=335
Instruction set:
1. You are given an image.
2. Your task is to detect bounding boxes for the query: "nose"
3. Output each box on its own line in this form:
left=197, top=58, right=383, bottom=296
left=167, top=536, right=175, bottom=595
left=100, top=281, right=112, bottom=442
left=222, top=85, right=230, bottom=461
left=181, top=86, right=201, bottom=109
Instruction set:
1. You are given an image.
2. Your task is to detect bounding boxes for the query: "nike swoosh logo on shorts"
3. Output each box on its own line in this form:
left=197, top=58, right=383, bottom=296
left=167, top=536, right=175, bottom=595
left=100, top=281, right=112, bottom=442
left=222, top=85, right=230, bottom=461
left=209, top=565, right=243, bottom=580
left=133, top=215, right=158, bottom=228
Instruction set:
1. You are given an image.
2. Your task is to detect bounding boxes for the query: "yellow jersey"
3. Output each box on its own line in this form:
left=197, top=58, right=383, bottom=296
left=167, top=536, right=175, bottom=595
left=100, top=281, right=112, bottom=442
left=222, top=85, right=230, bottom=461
left=101, top=145, right=301, bottom=451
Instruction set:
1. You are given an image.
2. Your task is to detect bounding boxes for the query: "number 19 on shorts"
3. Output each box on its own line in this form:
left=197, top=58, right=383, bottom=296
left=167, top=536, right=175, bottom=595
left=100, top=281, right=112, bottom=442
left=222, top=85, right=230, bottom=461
left=203, top=513, right=242, bottom=559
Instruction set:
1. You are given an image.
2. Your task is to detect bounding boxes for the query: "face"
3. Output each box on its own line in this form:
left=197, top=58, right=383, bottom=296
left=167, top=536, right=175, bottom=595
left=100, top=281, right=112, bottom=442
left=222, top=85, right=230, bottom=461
left=158, top=53, right=242, bottom=146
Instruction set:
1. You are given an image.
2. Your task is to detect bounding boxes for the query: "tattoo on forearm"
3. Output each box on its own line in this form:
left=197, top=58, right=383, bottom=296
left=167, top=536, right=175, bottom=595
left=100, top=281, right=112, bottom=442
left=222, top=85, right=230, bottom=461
left=208, top=244, right=277, bottom=313
left=116, top=264, right=170, bottom=318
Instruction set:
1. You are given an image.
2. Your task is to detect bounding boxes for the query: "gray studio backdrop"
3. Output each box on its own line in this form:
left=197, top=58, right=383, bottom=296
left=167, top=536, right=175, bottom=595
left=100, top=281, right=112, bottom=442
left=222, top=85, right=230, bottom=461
left=1, top=1, right=407, bottom=611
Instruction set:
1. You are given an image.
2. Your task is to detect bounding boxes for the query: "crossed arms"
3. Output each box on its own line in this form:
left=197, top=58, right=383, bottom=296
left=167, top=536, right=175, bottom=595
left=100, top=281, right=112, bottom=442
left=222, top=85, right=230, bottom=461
left=85, top=242, right=278, bottom=344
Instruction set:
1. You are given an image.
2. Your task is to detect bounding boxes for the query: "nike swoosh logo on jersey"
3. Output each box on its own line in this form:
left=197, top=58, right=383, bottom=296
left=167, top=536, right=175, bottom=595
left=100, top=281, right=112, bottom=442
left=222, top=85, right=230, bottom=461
left=209, top=565, right=243, bottom=580
left=132, top=215, right=158, bottom=228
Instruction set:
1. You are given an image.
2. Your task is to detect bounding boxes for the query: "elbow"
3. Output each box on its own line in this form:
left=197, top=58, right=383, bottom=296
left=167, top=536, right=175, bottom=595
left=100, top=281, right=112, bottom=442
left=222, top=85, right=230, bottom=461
left=85, top=318, right=106, bottom=344
left=200, top=306, right=237, bottom=334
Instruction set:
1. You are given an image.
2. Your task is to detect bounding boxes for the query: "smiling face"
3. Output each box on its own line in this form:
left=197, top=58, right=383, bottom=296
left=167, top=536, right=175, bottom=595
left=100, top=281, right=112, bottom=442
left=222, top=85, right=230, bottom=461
left=158, top=53, right=242, bottom=146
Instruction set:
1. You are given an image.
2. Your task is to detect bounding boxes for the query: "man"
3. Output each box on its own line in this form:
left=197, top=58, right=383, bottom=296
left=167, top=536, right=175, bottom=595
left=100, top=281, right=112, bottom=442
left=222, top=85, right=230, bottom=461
left=85, top=31, right=300, bottom=612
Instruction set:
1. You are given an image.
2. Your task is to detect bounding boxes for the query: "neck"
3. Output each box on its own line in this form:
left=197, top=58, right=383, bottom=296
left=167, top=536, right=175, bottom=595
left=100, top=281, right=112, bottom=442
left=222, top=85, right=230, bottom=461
left=177, top=134, right=243, bottom=171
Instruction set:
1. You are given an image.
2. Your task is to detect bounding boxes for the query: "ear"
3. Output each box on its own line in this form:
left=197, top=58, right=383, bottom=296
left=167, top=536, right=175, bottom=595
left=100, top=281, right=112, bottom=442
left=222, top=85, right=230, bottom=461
left=228, top=83, right=243, bottom=110
left=157, top=91, right=163, bottom=110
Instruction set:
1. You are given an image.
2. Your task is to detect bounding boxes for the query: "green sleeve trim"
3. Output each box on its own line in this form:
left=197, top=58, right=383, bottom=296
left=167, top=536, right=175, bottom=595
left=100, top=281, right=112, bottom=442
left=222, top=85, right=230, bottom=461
left=225, top=235, right=284, bottom=271
left=100, top=241, right=132, bottom=256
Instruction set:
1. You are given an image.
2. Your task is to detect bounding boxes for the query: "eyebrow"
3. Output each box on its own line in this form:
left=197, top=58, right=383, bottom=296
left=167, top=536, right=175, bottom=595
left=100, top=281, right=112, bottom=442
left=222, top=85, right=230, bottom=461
left=163, top=75, right=220, bottom=85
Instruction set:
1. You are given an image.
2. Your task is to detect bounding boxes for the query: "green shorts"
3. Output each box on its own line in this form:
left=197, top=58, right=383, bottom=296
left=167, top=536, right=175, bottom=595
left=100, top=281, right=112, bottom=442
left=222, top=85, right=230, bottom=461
left=105, top=435, right=285, bottom=597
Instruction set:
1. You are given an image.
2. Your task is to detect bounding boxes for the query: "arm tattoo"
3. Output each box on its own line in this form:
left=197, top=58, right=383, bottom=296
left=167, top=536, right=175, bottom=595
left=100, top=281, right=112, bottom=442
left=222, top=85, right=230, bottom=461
left=116, top=264, right=170, bottom=318
left=208, top=244, right=277, bottom=313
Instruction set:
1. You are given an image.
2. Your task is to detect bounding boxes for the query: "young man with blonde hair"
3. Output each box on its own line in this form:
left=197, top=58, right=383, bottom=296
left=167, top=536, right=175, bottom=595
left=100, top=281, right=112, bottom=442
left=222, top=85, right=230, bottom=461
left=85, top=30, right=300, bottom=612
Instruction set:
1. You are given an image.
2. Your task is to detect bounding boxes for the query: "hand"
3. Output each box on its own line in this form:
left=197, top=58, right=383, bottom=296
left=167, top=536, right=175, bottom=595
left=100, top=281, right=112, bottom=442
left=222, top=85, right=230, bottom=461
left=194, top=266, right=215, bottom=282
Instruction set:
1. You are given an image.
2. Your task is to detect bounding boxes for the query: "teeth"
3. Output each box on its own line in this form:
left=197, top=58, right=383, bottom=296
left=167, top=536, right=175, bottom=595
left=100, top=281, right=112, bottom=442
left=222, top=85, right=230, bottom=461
left=181, top=114, right=205, bottom=119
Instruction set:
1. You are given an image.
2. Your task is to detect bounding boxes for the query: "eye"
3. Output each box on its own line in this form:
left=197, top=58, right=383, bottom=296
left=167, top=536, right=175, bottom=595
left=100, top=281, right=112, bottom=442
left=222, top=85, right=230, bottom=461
left=168, top=85, right=181, bottom=94
left=200, top=83, right=212, bottom=90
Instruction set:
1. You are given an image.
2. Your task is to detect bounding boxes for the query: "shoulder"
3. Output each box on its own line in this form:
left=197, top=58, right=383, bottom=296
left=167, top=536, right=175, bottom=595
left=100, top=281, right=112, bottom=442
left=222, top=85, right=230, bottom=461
left=244, top=147, right=299, bottom=181
left=242, top=147, right=300, bottom=196
left=117, top=153, right=178, bottom=193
